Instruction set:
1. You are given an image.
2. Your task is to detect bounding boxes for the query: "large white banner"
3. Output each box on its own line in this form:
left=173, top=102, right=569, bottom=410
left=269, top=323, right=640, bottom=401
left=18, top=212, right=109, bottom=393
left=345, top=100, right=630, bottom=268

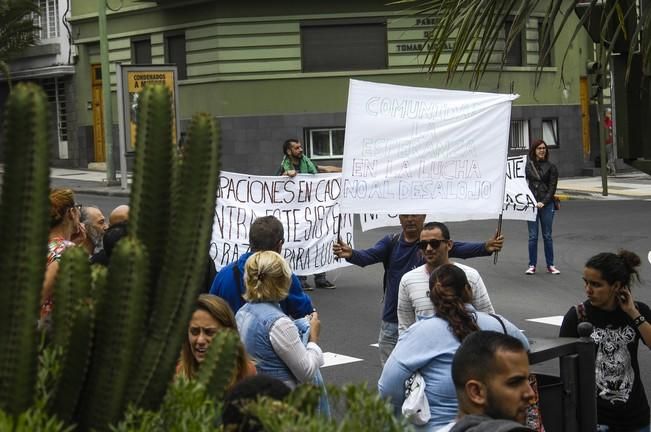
left=359, top=156, right=537, bottom=231
left=340, top=80, right=518, bottom=218
left=209, top=172, right=353, bottom=275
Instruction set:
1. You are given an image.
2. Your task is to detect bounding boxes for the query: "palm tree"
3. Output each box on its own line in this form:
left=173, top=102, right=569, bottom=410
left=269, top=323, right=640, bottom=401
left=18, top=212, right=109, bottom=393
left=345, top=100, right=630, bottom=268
left=398, top=0, right=650, bottom=173
left=0, top=0, right=40, bottom=85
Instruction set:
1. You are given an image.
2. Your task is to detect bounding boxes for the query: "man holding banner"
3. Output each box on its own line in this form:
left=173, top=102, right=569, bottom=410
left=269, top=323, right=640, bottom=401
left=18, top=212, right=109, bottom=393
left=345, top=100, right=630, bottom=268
left=333, top=214, right=503, bottom=365
left=278, top=138, right=341, bottom=291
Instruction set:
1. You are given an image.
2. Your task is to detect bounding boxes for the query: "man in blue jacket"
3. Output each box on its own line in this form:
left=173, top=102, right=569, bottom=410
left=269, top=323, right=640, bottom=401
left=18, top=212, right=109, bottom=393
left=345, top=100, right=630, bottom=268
left=333, top=214, right=503, bottom=364
left=210, top=215, right=314, bottom=319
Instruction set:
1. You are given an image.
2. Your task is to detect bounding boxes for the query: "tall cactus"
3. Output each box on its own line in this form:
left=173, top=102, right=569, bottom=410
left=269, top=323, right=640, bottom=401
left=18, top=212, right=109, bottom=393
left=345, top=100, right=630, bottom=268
left=78, top=237, right=149, bottom=431
left=128, top=84, right=174, bottom=308
left=0, top=82, right=228, bottom=430
left=128, top=109, right=221, bottom=409
left=0, top=83, right=50, bottom=415
left=196, top=330, right=240, bottom=401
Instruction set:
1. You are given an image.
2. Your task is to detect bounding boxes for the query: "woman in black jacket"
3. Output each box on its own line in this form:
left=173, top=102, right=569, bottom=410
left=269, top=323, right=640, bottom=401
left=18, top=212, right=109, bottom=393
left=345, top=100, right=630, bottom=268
left=525, top=139, right=559, bottom=275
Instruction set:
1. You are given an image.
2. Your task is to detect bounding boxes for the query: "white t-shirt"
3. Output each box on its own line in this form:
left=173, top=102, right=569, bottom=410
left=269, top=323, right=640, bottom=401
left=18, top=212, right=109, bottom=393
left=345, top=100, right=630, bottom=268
left=435, top=421, right=456, bottom=432
left=397, top=262, right=495, bottom=333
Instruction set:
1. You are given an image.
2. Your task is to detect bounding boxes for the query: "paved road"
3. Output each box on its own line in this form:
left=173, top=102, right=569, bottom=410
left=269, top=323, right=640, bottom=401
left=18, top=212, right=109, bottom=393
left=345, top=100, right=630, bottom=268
left=79, top=194, right=651, bottom=393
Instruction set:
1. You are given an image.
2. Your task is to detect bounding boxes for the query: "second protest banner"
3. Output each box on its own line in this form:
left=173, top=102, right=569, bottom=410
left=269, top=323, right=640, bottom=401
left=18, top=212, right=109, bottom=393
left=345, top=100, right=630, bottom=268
left=210, top=171, right=353, bottom=275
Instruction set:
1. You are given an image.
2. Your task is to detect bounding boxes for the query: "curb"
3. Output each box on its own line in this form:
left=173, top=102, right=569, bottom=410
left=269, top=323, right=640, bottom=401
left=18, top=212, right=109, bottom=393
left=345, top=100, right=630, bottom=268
left=71, top=187, right=131, bottom=197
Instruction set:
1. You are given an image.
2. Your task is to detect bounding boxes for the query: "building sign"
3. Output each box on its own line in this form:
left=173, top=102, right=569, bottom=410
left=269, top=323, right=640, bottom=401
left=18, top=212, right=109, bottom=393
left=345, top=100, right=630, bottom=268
left=116, top=65, right=180, bottom=153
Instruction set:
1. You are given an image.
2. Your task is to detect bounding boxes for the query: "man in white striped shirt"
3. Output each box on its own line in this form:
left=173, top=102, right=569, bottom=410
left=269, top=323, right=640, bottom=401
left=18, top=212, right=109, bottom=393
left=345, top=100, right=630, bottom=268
left=397, top=221, right=495, bottom=334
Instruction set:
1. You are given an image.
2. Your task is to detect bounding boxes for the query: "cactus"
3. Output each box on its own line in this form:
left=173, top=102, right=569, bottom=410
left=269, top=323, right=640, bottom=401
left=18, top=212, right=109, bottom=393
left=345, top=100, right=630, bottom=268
left=196, top=330, right=239, bottom=401
left=128, top=84, right=174, bottom=308
left=51, top=247, right=91, bottom=348
left=50, top=299, right=94, bottom=423
left=78, top=237, right=149, bottom=431
left=0, top=82, right=227, bottom=430
left=0, top=83, right=51, bottom=415
left=128, top=110, right=221, bottom=409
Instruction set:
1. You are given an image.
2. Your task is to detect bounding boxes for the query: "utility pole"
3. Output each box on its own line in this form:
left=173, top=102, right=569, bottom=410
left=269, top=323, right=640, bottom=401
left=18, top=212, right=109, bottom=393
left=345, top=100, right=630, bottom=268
left=98, top=0, right=117, bottom=185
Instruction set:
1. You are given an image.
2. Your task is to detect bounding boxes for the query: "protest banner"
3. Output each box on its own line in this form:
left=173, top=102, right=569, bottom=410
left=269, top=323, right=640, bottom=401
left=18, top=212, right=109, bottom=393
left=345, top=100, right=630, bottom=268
left=358, top=155, right=537, bottom=230
left=339, top=80, right=518, bottom=218
left=209, top=171, right=354, bottom=275
left=503, top=155, right=537, bottom=221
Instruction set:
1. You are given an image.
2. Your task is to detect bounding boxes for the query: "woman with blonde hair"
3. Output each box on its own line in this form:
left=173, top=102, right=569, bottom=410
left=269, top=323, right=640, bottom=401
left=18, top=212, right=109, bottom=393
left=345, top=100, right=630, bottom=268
left=41, top=188, right=85, bottom=326
left=236, top=251, right=323, bottom=389
left=177, top=294, right=256, bottom=386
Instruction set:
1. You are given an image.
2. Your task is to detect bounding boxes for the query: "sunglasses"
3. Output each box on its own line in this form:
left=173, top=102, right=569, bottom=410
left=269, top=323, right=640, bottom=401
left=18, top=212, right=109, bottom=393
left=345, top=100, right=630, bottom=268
left=418, top=239, right=446, bottom=250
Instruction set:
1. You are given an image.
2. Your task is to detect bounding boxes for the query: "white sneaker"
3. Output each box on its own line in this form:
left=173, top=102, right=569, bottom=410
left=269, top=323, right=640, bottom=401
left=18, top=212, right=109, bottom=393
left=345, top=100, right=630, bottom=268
left=525, top=265, right=536, bottom=275
left=547, top=265, right=561, bottom=275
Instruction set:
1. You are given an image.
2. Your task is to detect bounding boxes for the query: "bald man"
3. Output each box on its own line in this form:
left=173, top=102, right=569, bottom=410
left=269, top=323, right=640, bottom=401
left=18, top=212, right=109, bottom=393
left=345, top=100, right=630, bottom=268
left=109, top=205, right=129, bottom=226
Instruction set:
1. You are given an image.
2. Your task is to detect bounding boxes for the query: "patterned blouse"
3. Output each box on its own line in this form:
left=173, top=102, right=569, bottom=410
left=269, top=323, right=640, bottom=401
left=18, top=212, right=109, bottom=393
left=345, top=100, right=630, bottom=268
left=40, top=237, right=75, bottom=321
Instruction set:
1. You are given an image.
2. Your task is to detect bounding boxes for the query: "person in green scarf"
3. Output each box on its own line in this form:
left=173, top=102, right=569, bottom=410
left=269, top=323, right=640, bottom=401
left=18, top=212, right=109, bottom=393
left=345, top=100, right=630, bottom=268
left=278, top=139, right=341, bottom=177
left=277, top=139, right=341, bottom=290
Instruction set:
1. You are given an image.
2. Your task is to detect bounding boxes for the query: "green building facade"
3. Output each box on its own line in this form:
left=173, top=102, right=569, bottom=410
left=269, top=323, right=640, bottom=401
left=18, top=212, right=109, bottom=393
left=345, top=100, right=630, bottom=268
left=68, top=0, right=593, bottom=176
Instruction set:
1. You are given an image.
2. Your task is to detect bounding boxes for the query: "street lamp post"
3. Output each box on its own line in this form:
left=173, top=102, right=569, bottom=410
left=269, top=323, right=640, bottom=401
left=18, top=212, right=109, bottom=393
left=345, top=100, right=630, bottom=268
left=98, top=0, right=118, bottom=185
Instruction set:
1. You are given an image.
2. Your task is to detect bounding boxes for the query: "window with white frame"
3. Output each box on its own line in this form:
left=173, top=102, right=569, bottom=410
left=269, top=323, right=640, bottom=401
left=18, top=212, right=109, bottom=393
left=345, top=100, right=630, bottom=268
left=306, top=128, right=345, bottom=159
left=39, top=77, right=68, bottom=153
left=34, top=0, right=60, bottom=40
left=542, top=118, right=559, bottom=147
left=509, top=120, right=530, bottom=150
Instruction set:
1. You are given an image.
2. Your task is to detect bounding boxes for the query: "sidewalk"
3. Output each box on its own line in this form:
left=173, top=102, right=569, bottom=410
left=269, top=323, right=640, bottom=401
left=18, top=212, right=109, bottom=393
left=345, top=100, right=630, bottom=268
left=1, top=165, right=651, bottom=200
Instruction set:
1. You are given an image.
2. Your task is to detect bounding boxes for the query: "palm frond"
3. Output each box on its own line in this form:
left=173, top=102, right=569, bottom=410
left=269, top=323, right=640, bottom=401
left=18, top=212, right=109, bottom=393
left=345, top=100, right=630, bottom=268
left=397, top=0, right=649, bottom=88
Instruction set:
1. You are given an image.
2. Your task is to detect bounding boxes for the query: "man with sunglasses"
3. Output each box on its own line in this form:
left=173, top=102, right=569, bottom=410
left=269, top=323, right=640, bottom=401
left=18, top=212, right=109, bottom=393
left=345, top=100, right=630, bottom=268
left=333, top=214, right=503, bottom=365
left=397, top=222, right=494, bottom=334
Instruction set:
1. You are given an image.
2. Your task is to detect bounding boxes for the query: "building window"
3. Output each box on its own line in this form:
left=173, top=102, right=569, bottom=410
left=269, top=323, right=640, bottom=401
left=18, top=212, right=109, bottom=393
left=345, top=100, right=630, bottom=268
left=165, top=33, right=187, bottom=79
left=34, top=0, right=60, bottom=40
left=306, top=128, right=345, bottom=159
left=132, top=37, right=152, bottom=64
left=301, top=20, right=387, bottom=72
left=542, top=118, right=559, bottom=147
left=537, top=20, right=553, bottom=67
left=509, top=120, right=530, bottom=151
left=503, top=17, right=523, bottom=66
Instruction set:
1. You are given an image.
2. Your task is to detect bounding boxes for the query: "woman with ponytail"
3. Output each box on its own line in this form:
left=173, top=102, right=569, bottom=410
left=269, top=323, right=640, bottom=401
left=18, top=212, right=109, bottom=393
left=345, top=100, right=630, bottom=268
left=379, top=264, right=529, bottom=430
left=560, top=250, right=651, bottom=432
left=235, top=251, right=324, bottom=389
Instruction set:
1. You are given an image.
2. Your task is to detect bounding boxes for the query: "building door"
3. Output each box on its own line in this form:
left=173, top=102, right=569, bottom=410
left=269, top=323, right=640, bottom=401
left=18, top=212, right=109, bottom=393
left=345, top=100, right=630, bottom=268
left=91, top=64, right=105, bottom=162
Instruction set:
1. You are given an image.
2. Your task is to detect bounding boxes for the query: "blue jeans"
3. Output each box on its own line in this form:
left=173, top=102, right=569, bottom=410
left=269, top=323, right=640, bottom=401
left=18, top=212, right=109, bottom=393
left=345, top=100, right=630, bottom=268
left=596, top=425, right=650, bottom=432
left=527, top=201, right=555, bottom=267
left=378, top=321, right=398, bottom=366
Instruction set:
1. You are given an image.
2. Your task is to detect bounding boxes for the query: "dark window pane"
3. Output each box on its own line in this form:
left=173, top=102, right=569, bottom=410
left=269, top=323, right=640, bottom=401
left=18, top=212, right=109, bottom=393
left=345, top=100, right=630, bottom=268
left=332, top=129, right=345, bottom=155
left=301, top=22, right=387, bottom=72
left=504, top=18, right=523, bottom=66
left=165, top=34, right=187, bottom=79
left=133, top=38, right=152, bottom=65
left=538, top=21, right=552, bottom=67
left=311, top=130, right=331, bottom=156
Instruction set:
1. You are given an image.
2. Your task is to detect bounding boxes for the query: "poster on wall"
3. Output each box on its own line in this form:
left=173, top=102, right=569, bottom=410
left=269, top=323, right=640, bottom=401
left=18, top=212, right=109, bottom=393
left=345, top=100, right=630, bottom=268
left=116, top=64, right=180, bottom=188
left=339, top=79, right=518, bottom=219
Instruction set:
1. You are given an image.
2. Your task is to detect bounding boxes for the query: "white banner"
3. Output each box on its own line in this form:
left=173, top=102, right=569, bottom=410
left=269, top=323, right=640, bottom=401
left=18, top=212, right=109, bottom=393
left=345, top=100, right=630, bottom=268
left=340, top=80, right=518, bottom=218
left=503, top=155, right=537, bottom=221
left=359, top=156, right=537, bottom=230
left=209, top=172, right=354, bottom=275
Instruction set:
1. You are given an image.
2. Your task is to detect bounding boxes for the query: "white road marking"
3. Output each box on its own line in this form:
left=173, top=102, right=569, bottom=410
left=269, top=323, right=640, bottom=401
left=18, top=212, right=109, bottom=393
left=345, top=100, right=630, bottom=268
left=369, top=343, right=379, bottom=348
left=526, top=316, right=564, bottom=326
left=321, top=352, right=364, bottom=368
